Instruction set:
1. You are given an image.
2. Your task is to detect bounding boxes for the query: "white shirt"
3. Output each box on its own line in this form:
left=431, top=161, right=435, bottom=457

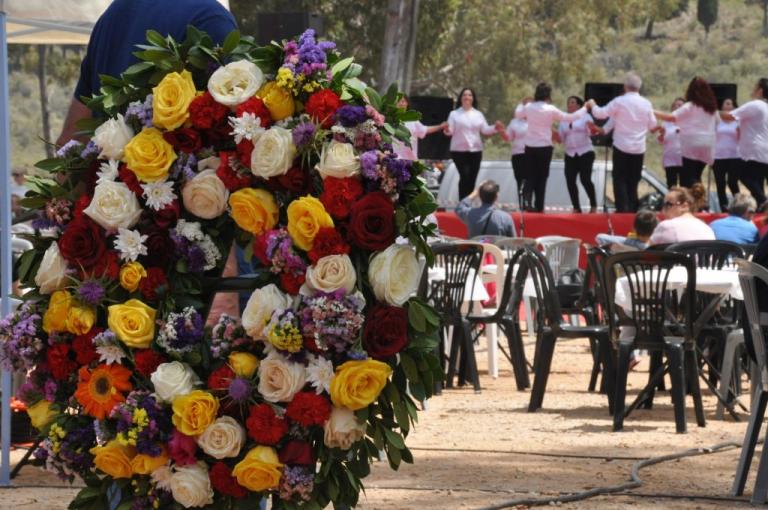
left=714, top=118, right=739, bottom=160
left=447, top=108, right=496, bottom=152
left=505, top=118, right=527, bottom=156
left=732, top=100, right=768, bottom=164
left=650, top=215, right=715, bottom=245
left=393, top=121, right=428, bottom=160
left=590, top=92, right=657, bottom=154
left=671, top=102, right=716, bottom=164
left=660, top=121, right=682, bottom=168
left=558, top=113, right=595, bottom=157
left=516, top=101, right=586, bottom=148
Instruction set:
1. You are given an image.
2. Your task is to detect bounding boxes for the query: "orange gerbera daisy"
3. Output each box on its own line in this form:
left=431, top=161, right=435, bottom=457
left=75, top=364, right=133, bottom=420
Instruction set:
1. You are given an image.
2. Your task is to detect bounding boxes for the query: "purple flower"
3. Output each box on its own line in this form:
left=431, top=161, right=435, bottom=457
left=280, top=465, right=314, bottom=502
left=385, top=156, right=413, bottom=187
left=171, top=152, right=197, bottom=180
left=292, top=122, right=316, bottom=147
left=228, top=377, right=252, bottom=403
left=78, top=280, right=105, bottom=306
left=335, top=105, right=367, bottom=127
left=360, top=150, right=379, bottom=180
left=125, top=94, right=154, bottom=129
left=300, top=291, right=365, bottom=353
left=157, top=307, right=204, bottom=355
left=0, top=303, right=44, bottom=372
left=79, top=141, right=99, bottom=159
left=55, top=140, right=81, bottom=158
left=284, top=29, right=336, bottom=77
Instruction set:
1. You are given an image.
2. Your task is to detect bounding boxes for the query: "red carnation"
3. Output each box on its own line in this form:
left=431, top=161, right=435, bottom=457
left=139, top=267, right=168, bottom=302
left=252, top=233, right=271, bottom=266
left=208, top=365, right=235, bottom=391
left=308, top=227, right=350, bottom=264
left=363, top=304, right=410, bottom=359
left=286, top=392, right=331, bottom=427
left=216, top=152, right=252, bottom=192
left=320, top=177, right=364, bottom=219
left=91, top=250, right=120, bottom=280
left=348, top=191, right=396, bottom=251
left=236, top=97, right=272, bottom=128
left=58, top=216, right=107, bottom=271
left=209, top=462, right=247, bottom=499
left=118, top=164, right=144, bottom=197
left=279, top=272, right=305, bottom=295
left=163, top=128, right=202, bottom=154
left=267, top=165, right=309, bottom=194
left=133, top=350, right=167, bottom=378
left=236, top=140, right=254, bottom=169
left=189, top=92, right=229, bottom=130
left=72, top=328, right=102, bottom=366
left=246, top=403, right=288, bottom=445
left=47, top=343, right=76, bottom=381
left=305, top=89, right=342, bottom=128
left=279, top=440, right=315, bottom=466
left=153, top=200, right=180, bottom=230
left=168, top=430, right=197, bottom=466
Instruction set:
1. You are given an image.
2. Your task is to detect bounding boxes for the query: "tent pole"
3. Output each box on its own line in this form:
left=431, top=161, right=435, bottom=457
left=0, top=5, right=13, bottom=487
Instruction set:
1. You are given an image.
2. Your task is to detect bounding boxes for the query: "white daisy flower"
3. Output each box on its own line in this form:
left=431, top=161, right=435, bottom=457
left=96, top=344, right=126, bottom=365
left=229, top=112, right=265, bottom=144
left=306, top=355, right=335, bottom=395
left=96, top=159, right=120, bottom=184
left=141, top=180, right=177, bottom=211
left=114, top=227, right=148, bottom=262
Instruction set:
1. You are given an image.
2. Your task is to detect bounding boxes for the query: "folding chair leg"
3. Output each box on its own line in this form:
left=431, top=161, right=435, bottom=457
left=528, top=331, right=556, bottom=412
left=501, top=320, right=530, bottom=390
left=732, top=388, right=768, bottom=496
left=587, top=337, right=600, bottom=393
left=666, top=344, right=687, bottom=434
left=685, top=349, right=706, bottom=428
left=716, top=330, right=743, bottom=420
left=613, top=340, right=632, bottom=431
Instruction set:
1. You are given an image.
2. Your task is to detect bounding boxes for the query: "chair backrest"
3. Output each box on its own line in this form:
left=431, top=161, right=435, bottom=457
left=538, top=238, right=581, bottom=281
left=585, top=245, right=611, bottom=323
left=604, top=251, right=696, bottom=348
left=489, top=237, right=538, bottom=261
left=517, top=247, right=563, bottom=331
left=464, top=241, right=505, bottom=303
left=427, top=242, right=484, bottom=320
left=666, top=240, right=745, bottom=269
left=742, top=243, right=758, bottom=259
left=735, top=258, right=768, bottom=390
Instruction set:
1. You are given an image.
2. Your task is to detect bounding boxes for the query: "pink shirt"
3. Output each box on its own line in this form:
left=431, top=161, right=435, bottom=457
left=447, top=108, right=496, bottom=152
left=671, top=102, right=716, bottom=164
left=660, top=121, right=682, bottom=168
left=516, top=101, right=586, bottom=148
left=393, top=121, right=428, bottom=160
left=650, top=215, right=715, bottom=245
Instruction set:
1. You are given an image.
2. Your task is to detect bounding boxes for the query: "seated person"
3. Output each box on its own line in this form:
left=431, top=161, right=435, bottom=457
left=456, top=180, right=516, bottom=238
left=596, top=209, right=658, bottom=250
left=709, top=193, right=759, bottom=244
left=649, top=187, right=715, bottom=245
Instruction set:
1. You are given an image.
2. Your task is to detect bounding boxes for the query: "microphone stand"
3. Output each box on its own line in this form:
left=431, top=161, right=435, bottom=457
left=518, top=179, right=526, bottom=238
left=604, top=144, right=614, bottom=235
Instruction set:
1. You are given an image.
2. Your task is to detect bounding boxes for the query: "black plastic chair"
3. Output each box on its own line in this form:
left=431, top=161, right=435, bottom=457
left=521, top=247, right=615, bottom=413
left=582, top=245, right=612, bottom=392
left=604, top=251, right=705, bottom=433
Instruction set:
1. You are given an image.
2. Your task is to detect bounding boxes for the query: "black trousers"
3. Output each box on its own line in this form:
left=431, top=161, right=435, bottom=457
left=740, top=159, right=768, bottom=208
left=523, top=145, right=553, bottom=212
left=451, top=151, right=483, bottom=200
left=680, top=157, right=706, bottom=188
left=511, top=153, right=530, bottom=208
left=564, top=151, right=597, bottom=212
left=712, top=158, right=741, bottom=211
left=665, top=166, right=682, bottom=188
left=612, top=147, right=644, bottom=212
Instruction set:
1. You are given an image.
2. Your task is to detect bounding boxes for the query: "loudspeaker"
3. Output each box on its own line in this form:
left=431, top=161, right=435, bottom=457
left=256, top=12, right=324, bottom=46
left=709, top=83, right=738, bottom=109
left=408, top=96, right=453, bottom=160
left=584, top=83, right=623, bottom=147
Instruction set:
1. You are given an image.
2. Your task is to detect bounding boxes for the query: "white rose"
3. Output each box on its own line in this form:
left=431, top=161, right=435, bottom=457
left=35, top=242, right=69, bottom=294
left=324, top=407, right=367, bottom=450
left=181, top=169, right=230, bottom=220
left=315, top=141, right=360, bottom=179
left=207, top=60, right=264, bottom=106
left=368, top=245, right=421, bottom=306
left=83, top=180, right=142, bottom=231
left=196, top=416, right=245, bottom=459
left=151, top=362, right=200, bottom=403
left=257, top=355, right=307, bottom=403
left=92, top=114, right=134, bottom=160
left=196, top=156, right=221, bottom=173
left=242, top=284, right=291, bottom=340
left=302, top=254, right=356, bottom=295
left=250, top=126, right=296, bottom=179
left=170, top=462, right=214, bottom=509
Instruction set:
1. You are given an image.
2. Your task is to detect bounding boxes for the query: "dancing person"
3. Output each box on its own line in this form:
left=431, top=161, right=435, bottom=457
left=654, top=77, right=718, bottom=188
left=649, top=187, right=715, bottom=245
left=721, top=78, right=768, bottom=209
left=587, top=72, right=657, bottom=212
left=502, top=99, right=531, bottom=209
left=393, top=95, right=447, bottom=160
left=709, top=193, right=759, bottom=244
left=657, top=98, right=685, bottom=187
left=712, top=98, right=741, bottom=212
left=515, top=82, right=587, bottom=212
left=595, top=209, right=658, bottom=250
left=558, top=95, right=598, bottom=213
left=444, top=88, right=502, bottom=200
left=456, top=180, right=516, bottom=238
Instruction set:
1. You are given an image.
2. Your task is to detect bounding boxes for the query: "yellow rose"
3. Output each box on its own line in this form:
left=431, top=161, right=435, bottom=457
left=90, top=440, right=136, bottom=479
left=330, top=360, right=392, bottom=411
left=108, top=299, right=157, bottom=349
left=172, top=390, right=219, bottom=436
left=256, top=81, right=295, bottom=121
left=123, top=127, right=177, bottom=183
left=131, top=449, right=168, bottom=475
left=286, top=196, right=334, bottom=251
left=42, top=290, right=72, bottom=334
left=229, top=352, right=259, bottom=378
left=119, top=262, right=147, bottom=292
left=66, top=303, right=96, bottom=336
left=229, top=188, right=279, bottom=236
left=27, top=400, right=57, bottom=430
left=232, top=446, right=283, bottom=492
left=152, top=70, right=197, bottom=130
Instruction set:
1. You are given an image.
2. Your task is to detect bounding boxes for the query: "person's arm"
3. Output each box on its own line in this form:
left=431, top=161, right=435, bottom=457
left=479, top=113, right=498, bottom=136
left=725, top=102, right=754, bottom=123
left=424, top=122, right=446, bottom=135
left=56, top=98, right=92, bottom=146
left=554, top=105, right=587, bottom=123
left=587, top=98, right=614, bottom=120
left=456, top=196, right=474, bottom=221
left=443, top=111, right=455, bottom=136
left=720, top=111, right=736, bottom=122
left=654, top=110, right=675, bottom=122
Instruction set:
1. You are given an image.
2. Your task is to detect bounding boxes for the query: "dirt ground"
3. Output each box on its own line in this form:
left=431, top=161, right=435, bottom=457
left=0, top=335, right=760, bottom=509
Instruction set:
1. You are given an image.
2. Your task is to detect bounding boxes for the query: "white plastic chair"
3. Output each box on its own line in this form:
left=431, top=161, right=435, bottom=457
left=536, top=236, right=581, bottom=281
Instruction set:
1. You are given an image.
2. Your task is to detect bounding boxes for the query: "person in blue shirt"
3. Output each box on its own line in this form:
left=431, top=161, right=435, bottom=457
left=709, top=193, right=759, bottom=244
left=456, top=180, right=516, bottom=238
left=56, top=0, right=236, bottom=145
left=595, top=209, right=658, bottom=250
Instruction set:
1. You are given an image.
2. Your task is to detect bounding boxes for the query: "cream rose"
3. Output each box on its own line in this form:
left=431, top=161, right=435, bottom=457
left=303, top=254, right=356, bottom=295
left=257, top=354, right=307, bottom=403
left=35, top=242, right=69, bottom=294
left=170, top=462, right=214, bottom=509
left=323, top=407, right=367, bottom=450
left=151, top=362, right=200, bottom=403
left=196, top=416, right=245, bottom=459
left=92, top=114, right=134, bottom=160
left=83, top=180, right=142, bottom=231
left=207, top=60, right=264, bottom=106
left=250, top=126, right=296, bottom=179
left=181, top=169, right=230, bottom=220
left=242, top=284, right=291, bottom=340
left=315, top=140, right=360, bottom=179
left=196, top=156, right=221, bottom=173
left=368, top=245, right=420, bottom=306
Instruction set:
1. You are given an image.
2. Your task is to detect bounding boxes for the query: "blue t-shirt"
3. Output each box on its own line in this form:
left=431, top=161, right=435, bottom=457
left=709, top=215, right=759, bottom=244
left=75, top=0, right=236, bottom=102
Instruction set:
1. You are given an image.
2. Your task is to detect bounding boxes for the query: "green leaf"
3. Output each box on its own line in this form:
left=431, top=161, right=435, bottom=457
left=123, top=61, right=154, bottom=77
left=222, top=30, right=241, bottom=54
left=399, top=352, right=420, bottom=381
left=34, top=158, right=65, bottom=171
left=330, top=56, right=354, bottom=76
left=385, top=443, right=402, bottom=470
left=408, top=302, right=427, bottom=332
left=365, top=87, right=383, bottom=110
left=146, top=29, right=169, bottom=48
left=383, top=428, right=405, bottom=449
left=394, top=401, right=410, bottom=435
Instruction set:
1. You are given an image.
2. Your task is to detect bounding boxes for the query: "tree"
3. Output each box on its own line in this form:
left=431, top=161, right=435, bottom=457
left=640, top=0, right=687, bottom=39
left=746, top=0, right=768, bottom=36
left=378, top=0, right=420, bottom=93
left=697, top=0, right=718, bottom=37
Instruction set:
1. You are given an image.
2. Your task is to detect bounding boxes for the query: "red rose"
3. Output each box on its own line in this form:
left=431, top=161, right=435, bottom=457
left=267, top=165, right=309, bottom=194
left=153, top=200, right=180, bottom=230
left=168, top=430, right=197, bottom=466
left=348, top=191, right=396, bottom=251
left=252, top=234, right=271, bottom=266
left=363, top=304, right=409, bottom=359
left=236, top=97, right=272, bottom=128
left=59, top=216, right=107, bottom=271
left=279, top=272, right=305, bottom=295
left=307, top=227, right=350, bottom=264
left=320, top=177, right=364, bottom=219
left=286, top=392, right=331, bottom=427
left=139, top=267, right=168, bottom=302
left=236, top=140, right=254, bottom=169
left=133, top=350, right=167, bottom=378
left=305, top=89, right=342, bottom=128
left=72, top=328, right=102, bottom=366
left=278, top=440, right=315, bottom=466
left=141, top=226, right=174, bottom=268
left=91, top=250, right=120, bottom=280
left=246, top=403, right=288, bottom=445
left=209, top=462, right=247, bottom=499
left=216, top=152, right=252, bottom=192
left=163, top=128, right=202, bottom=154
left=83, top=159, right=100, bottom=196
left=118, top=164, right=144, bottom=197
left=189, top=92, right=229, bottom=130
left=46, top=343, right=76, bottom=381
left=207, top=365, right=235, bottom=391
left=73, top=195, right=91, bottom=219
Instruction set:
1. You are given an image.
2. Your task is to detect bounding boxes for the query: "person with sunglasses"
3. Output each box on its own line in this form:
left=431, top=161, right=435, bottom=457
left=649, top=187, right=715, bottom=245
